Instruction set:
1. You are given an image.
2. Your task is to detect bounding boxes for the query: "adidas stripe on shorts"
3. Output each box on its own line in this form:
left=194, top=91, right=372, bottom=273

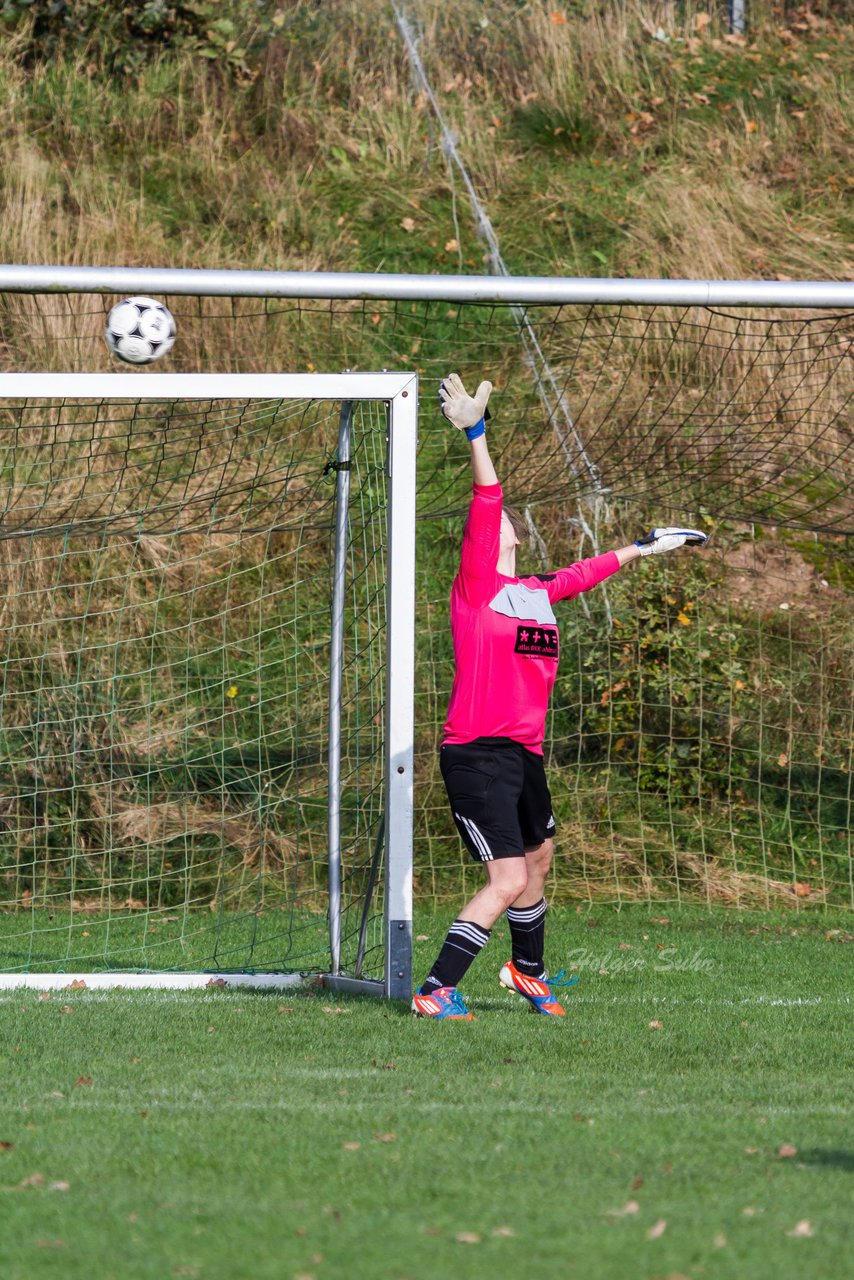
left=440, top=736, right=556, bottom=862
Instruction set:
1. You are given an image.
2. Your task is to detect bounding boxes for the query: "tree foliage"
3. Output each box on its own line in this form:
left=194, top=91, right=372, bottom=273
left=0, top=0, right=293, bottom=75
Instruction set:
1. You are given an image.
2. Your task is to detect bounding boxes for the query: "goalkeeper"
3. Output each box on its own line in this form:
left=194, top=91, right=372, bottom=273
left=412, top=374, right=708, bottom=1020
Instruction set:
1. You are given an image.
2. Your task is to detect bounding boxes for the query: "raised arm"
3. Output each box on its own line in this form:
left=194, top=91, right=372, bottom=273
left=439, top=372, right=497, bottom=485
left=468, top=433, right=498, bottom=487
left=439, top=373, right=502, bottom=602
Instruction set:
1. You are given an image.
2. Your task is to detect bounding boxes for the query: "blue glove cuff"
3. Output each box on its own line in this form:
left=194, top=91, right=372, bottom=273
left=465, top=418, right=486, bottom=441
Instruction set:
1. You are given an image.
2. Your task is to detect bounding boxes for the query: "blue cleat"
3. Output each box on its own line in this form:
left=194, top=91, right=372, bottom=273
left=498, top=960, right=578, bottom=1016
left=411, top=985, right=474, bottom=1019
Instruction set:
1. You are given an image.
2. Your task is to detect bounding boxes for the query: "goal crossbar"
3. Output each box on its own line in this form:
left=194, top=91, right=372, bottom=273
left=0, top=264, right=852, bottom=308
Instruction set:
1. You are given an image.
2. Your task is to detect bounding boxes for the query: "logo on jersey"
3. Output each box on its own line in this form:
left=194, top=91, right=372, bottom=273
left=514, top=625, right=559, bottom=659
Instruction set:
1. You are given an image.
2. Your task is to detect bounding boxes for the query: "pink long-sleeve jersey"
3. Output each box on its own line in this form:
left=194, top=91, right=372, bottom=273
left=443, top=482, right=621, bottom=754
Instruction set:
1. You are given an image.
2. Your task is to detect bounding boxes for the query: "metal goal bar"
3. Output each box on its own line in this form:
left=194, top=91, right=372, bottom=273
left=0, top=372, right=417, bottom=999
left=0, top=264, right=852, bottom=308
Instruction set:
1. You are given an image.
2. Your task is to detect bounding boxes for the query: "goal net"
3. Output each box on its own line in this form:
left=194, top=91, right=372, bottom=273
left=0, top=372, right=416, bottom=992
left=0, top=273, right=852, bottom=935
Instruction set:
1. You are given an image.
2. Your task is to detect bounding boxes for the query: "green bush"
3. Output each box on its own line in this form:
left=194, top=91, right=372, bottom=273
left=0, top=0, right=287, bottom=75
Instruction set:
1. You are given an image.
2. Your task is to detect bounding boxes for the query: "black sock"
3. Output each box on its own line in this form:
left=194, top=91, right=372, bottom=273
left=420, top=918, right=491, bottom=993
left=505, top=898, right=547, bottom=977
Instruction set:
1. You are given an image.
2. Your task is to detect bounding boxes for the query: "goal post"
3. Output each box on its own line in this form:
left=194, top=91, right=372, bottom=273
left=0, top=372, right=417, bottom=997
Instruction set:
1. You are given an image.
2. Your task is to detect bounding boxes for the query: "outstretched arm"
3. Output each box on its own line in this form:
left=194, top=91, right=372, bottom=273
left=614, top=543, right=642, bottom=568
left=439, top=373, right=501, bottom=602
left=468, top=432, right=498, bottom=487
left=547, top=528, right=708, bottom=603
left=438, top=372, right=498, bottom=485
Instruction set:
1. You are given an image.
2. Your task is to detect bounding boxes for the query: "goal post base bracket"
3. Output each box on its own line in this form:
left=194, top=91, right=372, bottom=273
left=321, top=975, right=386, bottom=997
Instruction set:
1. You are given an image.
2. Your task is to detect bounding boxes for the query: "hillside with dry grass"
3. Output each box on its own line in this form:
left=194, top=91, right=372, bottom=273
left=0, top=1, right=851, bottom=283
left=0, top=1, right=851, bottom=914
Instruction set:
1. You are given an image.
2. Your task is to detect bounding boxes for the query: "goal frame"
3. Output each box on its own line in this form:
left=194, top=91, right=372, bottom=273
left=0, top=372, right=417, bottom=999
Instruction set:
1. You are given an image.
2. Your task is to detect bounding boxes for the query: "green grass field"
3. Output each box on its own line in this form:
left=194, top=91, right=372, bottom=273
left=2, top=905, right=851, bottom=1280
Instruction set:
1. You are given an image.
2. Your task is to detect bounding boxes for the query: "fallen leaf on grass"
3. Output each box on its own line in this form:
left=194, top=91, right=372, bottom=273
left=745, top=1146, right=758, bottom=1155
left=17, top=1173, right=45, bottom=1189
left=648, top=1020, right=664, bottom=1030
left=646, top=1219, right=667, bottom=1239
left=444, top=239, right=459, bottom=253
left=714, top=1232, right=727, bottom=1248
left=0, top=1141, right=14, bottom=1151
left=277, top=1006, right=294, bottom=1014
left=778, top=1143, right=798, bottom=1158
left=492, top=1226, right=515, bottom=1237
left=60, top=1005, right=74, bottom=1014
left=37, top=993, right=51, bottom=1002
left=456, top=1232, right=481, bottom=1244
left=206, top=978, right=228, bottom=989
left=48, top=1181, right=70, bottom=1192
left=64, top=979, right=87, bottom=991
left=372, top=1060, right=397, bottom=1070
left=416, top=934, right=429, bottom=942
left=631, top=1176, right=644, bottom=1189
left=787, top=1220, right=814, bottom=1237
left=651, top=917, right=671, bottom=925
left=341, top=1142, right=361, bottom=1151
left=373, top=1133, right=396, bottom=1143
left=321, top=1006, right=351, bottom=1015
left=623, top=1200, right=641, bottom=1214
left=400, top=217, right=415, bottom=233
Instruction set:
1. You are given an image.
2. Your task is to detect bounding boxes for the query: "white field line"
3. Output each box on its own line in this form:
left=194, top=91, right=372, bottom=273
left=13, top=1095, right=851, bottom=1118
left=0, top=992, right=848, bottom=1007
left=0, top=972, right=307, bottom=991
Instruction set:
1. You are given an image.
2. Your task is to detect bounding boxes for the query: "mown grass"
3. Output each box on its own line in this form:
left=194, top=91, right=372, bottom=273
left=1, top=906, right=852, bottom=1280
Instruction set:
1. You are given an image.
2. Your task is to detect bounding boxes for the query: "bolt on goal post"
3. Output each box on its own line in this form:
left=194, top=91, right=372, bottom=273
left=0, top=372, right=417, bottom=999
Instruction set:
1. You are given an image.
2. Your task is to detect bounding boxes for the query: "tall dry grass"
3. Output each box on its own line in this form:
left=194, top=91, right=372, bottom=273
left=0, top=0, right=851, bottom=909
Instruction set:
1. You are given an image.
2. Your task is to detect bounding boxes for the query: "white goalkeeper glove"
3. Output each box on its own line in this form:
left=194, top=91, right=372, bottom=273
left=634, top=526, right=709, bottom=556
left=439, top=372, right=493, bottom=440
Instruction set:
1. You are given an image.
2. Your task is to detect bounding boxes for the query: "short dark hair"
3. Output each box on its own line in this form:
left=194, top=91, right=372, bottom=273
left=503, top=503, right=529, bottom=543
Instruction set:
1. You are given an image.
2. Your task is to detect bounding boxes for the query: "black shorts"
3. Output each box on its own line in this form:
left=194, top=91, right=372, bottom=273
left=440, top=737, right=556, bottom=862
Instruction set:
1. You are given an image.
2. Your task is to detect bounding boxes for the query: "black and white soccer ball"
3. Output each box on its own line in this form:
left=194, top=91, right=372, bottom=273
left=105, top=296, right=176, bottom=364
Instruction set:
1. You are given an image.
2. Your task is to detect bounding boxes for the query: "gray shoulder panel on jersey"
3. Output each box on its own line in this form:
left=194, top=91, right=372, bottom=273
left=489, top=582, right=557, bottom=625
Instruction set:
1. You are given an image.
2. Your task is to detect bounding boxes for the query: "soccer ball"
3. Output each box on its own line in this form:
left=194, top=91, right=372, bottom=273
left=105, top=296, right=176, bottom=364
